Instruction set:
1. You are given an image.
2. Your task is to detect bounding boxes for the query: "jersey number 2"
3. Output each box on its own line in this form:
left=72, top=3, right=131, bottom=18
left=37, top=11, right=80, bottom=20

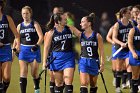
left=25, top=33, right=31, bottom=41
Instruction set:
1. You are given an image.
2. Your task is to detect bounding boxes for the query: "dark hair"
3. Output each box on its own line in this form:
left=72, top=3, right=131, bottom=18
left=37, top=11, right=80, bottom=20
left=46, top=13, right=62, bottom=31
left=85, top=12, right=95, bottom=27
left=119, top=7, right=129, bottom=18
left=53, top=13, right=62, bottom=24
left=133, top=4, right=140, bottom=10
left=127, top=6, right=133, bottom=11
left=53, top=6, right=64, bottom=14
left=0, top=0, right=4, bottom=11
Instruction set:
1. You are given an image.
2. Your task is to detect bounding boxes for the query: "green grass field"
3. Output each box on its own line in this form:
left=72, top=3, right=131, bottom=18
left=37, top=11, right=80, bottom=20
left=7, top=43, right=131, bottom=93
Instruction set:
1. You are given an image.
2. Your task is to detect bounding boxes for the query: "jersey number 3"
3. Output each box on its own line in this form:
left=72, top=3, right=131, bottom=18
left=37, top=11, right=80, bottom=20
left=0, top=29, right=4, bottom=39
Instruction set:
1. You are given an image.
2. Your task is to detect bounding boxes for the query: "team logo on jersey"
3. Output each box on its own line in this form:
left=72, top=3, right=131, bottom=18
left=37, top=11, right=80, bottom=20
left=54, top=34, right=72, bottom=41
left=0, top=24, right=8, bottom=28
left=119, top=28, right=131, bottom=34
left=20, top=28, right=36, bottom=34
left=134, top=36, right=140, bottom=40
left=81, top=41, right=97, bottom=46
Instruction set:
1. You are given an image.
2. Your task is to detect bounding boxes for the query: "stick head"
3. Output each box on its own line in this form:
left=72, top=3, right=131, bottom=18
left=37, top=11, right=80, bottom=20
left=106, top=56, right=111, bottom=61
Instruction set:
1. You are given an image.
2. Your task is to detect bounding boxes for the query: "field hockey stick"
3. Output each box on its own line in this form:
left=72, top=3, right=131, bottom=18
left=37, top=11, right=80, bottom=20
left=106, top=46, right=123, bottom=61
left=44, top=69, right=47, bottom=93
left=107, top=42, right=128, bottom=61
left=39, top=57, right=56, bottom=79
left=96, top=60, right=108, bottom=93
left=39, top=57, right=56, bottom=93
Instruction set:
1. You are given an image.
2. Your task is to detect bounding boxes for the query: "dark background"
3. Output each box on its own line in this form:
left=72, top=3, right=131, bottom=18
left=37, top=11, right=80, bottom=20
left=5, top=0, right=140, bottom=32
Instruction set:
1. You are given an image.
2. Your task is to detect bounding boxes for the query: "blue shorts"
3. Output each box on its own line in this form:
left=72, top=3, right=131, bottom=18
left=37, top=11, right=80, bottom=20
left=112, top=45, right=117, bottom=60
left=129, top=50, right=140, bottom=66
left=115, top=50, right=129, bottom=59
left=19, top=45, right=41, bottom=63
left=78, top=57, right=99, bottom=76
left=0, top=44, right=12, bottom=62
left=50, top=51, right=75, bottom=71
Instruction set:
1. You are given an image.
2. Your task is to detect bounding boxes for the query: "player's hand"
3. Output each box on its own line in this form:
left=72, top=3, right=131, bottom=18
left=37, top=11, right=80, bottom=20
left=31, top=44, right=39, bottom=52
left=14, top=40, right=20, bottom=52
left=132, top=52, right=138, bottom=59
left=121, top=43, right=127, bottom=48
left=99, top=64, right=104, bottom=73
left=42, top=62, right=47, bottom=70
left=13, top=48, right=19, bottom=57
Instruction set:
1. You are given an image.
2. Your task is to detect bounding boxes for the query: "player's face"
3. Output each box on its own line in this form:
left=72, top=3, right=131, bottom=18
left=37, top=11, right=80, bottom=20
left=22, top=9, right=31, bottom=21
left=53, top=8, right=60, bottom=14
left=137, top=13, right=140, bottom=25
left=132, top=8, right=140, bottom=18
left=124, top=10, right=131, bottom=19
left=60, top=14, right=67, bottom=26
left=80, top=17, right=90, bottom=30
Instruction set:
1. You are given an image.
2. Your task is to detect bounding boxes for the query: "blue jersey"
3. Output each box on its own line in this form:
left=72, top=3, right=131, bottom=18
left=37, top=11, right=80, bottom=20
left=78, top=31, right=99, bottom=76
left=0, top=15, right=12, bottom=62
left=52, top=26, right=73, bottom=52
left=50, top=26, right=75, bottom=71
left=132, top=20, right=137, bottom=26
left=0, top=15, right=10, bottom=44
left=115, top=21, right=133, bottom=52
left=20, top=21, right=38, bottom=45
left=18, top=21, right=41, bottom=63
left=129, top=27, right=140, bottom=66
left=133, top=27, right=140, bottom=50
left=80, top=31, right=99, bottom=59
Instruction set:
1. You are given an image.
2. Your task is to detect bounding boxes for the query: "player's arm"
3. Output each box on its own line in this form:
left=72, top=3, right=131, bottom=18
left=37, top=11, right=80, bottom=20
left=128, top=28, right=138, bottom=59
left=43, top=30, right=54, bottom=69
left=7, top=15, right=20, bottom=51
left=68, top=25, right=81, bottom=38
left=113, top=22, right=126, bottom=48
left=97, top=33, right=105, bottom=72
left=34, top=21, right=43, bottom=45
left=106, top=26, right=115, bottom=44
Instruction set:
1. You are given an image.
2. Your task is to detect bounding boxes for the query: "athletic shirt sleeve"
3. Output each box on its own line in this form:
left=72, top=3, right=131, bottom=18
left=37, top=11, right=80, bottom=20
left=0, top=15, right=10, bottom=44
left=19, top=21, right=39, bottom=45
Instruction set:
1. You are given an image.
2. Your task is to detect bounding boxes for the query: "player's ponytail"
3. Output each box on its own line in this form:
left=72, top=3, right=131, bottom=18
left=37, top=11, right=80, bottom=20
left=0, top=0, right=5, bottom=12
left=89, top=12, right=96, bottom=21
left=46, top=15, right=55, bottom=31
left=86, top=12, right=96, bottom=28
left=46, top=13, right=62, bottom=31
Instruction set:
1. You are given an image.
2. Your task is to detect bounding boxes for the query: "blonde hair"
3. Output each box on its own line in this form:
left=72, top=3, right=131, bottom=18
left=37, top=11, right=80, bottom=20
left=115, top=12, right=120, bottom=20
left=22, top=6, right=33, bottom=16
